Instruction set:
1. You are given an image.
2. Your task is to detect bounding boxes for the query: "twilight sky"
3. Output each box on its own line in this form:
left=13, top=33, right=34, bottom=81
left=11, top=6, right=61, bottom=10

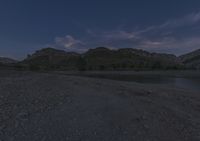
left=1, top=0, right=200, bottom=59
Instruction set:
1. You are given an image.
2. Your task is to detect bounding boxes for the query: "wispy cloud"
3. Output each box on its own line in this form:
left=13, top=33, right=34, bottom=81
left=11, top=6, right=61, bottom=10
left=49, top=11, right=200, bottom=55
left=139, top=11, right=200, bottom=33
left=160, top=11, right=200, bottom=28
left=86, top=29, right=140, bottom=41
left=55, top=35, right=84, bottom=49
left=139, top=37, right=200, bottom=55
left=101, top=31, right=138, bottom=40
left=85, top=12, right=200, bottom=43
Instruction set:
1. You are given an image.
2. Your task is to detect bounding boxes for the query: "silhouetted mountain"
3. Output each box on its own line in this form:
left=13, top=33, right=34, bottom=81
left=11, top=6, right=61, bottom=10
left=0, top=57, right=17, bottom=64
left=21, top=47, right=184, bottom=71
left=22, top=48, right=80, bottom=70
left=0, top=57, right=18, bottom=69
left=84, top=47, right=182, bottom=70
left=180, top=49, right=200, bottom=69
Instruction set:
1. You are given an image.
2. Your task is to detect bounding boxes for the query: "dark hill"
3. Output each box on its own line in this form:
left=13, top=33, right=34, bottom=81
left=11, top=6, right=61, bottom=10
left=22, top=48, right=80, bottom=70
left=84, top=47, right=182, bottom=70
left=21, top=47, right=184, bottom=71
left=0, top=57, right=18, bottom=69
left=179, top=49, right=200, bottom=69
left=0, top=57, right=17, bottom=64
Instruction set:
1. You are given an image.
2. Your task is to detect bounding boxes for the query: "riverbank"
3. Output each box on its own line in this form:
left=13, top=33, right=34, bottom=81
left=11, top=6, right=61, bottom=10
left=54, top=70, right=200, bottom=78
left=0, top=70, right=200, bottom=140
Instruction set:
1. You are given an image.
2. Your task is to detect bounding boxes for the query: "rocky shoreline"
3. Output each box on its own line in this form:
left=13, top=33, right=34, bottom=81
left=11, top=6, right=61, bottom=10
left=0, top=70, right=200, bottom=141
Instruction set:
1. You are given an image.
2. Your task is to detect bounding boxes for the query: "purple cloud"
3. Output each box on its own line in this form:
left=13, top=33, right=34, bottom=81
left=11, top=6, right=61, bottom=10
left=49, top=11, right=200, bottom=55
left=55, top=35, right=84, bottom=49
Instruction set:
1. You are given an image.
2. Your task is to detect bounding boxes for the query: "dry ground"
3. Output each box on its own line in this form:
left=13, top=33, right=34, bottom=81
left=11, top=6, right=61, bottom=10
left=0, top=70, right=200, bottom=141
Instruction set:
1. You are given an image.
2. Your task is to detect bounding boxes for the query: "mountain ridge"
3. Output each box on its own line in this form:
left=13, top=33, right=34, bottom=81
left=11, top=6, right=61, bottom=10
left=2, top=47, right=200, bottom=70
left=179, top=49, right=200, bottom=69
left=20, top=47, right=184, bottom=70
left=0, top=57, right=18, bottom=64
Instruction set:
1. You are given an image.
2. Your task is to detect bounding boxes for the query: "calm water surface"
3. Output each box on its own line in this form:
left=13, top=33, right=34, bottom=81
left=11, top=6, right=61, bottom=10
left=82, top=74, right=200, bottom=92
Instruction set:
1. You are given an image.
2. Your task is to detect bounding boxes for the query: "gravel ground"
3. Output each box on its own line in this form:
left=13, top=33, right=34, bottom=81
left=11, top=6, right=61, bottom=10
left=0, top=70, right=200, bottom=141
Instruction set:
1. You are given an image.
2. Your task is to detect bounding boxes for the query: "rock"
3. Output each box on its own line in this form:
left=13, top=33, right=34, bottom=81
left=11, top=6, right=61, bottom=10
left=17, top=112, right=29, bottom=121
left=147, top=90, right=152, bottom=95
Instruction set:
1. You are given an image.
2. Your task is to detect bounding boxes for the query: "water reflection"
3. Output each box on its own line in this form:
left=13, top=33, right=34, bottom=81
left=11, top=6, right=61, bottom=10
left=82, top=74, right=200, bottom=92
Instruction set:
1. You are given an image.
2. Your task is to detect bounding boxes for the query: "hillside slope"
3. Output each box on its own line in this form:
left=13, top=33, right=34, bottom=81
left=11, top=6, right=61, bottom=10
left=21, top=47, right=184, bottom=71
left=22, top=48, right=80, bottom=70
left=179, top=49, right=200, bottom=69
left=0, top=57, right=17, bottom=64
left=84, top=47, right=182, bottom=70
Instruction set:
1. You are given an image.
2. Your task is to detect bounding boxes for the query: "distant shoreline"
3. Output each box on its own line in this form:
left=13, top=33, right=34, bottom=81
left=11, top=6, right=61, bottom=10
left=53, top=70, right=200, bottom=79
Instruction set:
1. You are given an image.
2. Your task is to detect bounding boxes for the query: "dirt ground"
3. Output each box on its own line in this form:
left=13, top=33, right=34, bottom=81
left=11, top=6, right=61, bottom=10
left=0, top=70, right=200, bottom=141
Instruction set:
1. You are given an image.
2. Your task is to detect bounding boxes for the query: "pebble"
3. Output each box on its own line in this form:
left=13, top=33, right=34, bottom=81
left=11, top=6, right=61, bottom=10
left=147, top=90, right=153, bottom=95
left=143, top=124, right=150, bottom=130
left=17, top=112, right=29, bottom=121
left=0, top=125, right=5, bottom=131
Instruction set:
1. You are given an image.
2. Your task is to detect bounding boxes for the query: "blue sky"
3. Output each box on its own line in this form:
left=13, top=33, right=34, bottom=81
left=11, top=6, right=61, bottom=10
left=1, top=0, right=200, bottom=59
